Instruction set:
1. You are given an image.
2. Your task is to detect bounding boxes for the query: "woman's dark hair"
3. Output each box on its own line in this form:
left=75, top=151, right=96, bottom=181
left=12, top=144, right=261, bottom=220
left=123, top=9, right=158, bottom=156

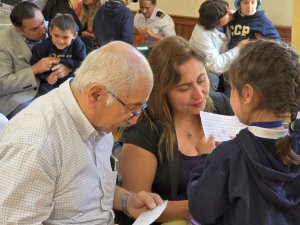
left=198, top=0, right=229, bottom=30
left=10, top=1, right=40, bottom=28
left=144, top=36, right=212, bottom=163
left=229, top=39, right=300, bottom=165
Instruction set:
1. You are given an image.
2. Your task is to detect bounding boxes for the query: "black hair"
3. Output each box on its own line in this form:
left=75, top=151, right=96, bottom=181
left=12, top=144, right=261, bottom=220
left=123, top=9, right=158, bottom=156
left=10, top=1, right=40, bottom=28
left=198, top=0, right=229, bottom=30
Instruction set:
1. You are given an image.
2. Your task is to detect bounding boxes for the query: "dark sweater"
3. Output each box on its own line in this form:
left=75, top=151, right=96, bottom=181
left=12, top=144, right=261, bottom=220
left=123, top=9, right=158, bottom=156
left=228, top=10, right=281, bottom=49
left=93, top=0, right=134, bottom=46
left=30, top=37, right=86, bottom=94
left=188, top=128, right=300, bottom=225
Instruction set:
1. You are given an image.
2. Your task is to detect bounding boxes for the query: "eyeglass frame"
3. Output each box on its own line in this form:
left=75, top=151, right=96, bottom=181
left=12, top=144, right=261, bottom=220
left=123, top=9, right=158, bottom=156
left=105, top=89, right=148, bottom=120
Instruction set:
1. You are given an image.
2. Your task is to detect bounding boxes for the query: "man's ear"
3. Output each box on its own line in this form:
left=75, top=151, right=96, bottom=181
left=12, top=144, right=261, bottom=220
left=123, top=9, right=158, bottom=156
left=87, top=84, right=104, bottom=104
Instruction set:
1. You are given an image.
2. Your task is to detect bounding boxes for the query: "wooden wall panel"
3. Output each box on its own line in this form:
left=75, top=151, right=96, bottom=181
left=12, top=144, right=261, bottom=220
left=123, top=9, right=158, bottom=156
left=171, top=15, right=292, bottom=43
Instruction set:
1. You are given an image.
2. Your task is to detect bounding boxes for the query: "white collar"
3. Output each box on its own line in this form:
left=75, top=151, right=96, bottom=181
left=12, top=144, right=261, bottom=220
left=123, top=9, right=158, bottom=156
left=149, top=6, right=159, bottom=20
left=248, top=126, right=288, bottom=139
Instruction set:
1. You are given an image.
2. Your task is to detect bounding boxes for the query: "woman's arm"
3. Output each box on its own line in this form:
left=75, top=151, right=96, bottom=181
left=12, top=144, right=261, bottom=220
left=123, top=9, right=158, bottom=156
left=122, top=143, right=190, bottom=221
left=122, top=143, right=157, bottom=192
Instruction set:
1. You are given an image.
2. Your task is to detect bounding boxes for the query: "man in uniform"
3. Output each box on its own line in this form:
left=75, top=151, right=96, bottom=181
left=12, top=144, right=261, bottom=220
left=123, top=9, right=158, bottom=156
left=134, top=0, right=176, bottom=47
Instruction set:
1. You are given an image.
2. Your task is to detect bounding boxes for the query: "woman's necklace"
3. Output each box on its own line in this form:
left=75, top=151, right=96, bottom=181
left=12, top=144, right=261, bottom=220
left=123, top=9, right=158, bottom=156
left=185, top=130, right=192, bottom=140
left=177, top=126, right=193, bottom=140
left=177, top=126, right=203, bottom=154
left=176, top=119, right=201, bottom=141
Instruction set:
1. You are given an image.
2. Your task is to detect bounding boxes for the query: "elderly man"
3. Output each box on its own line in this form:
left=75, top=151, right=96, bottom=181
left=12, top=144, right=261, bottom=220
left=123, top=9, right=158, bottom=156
left=0, top=1, right=70, bottom=119
left=0, top=41, right=161, bottom=224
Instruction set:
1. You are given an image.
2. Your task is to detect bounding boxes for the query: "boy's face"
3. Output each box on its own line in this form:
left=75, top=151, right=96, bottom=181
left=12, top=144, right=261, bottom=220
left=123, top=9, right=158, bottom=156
left=240, top=0, right=257, bottom=16
left=50, top=26, right=77, bottom=50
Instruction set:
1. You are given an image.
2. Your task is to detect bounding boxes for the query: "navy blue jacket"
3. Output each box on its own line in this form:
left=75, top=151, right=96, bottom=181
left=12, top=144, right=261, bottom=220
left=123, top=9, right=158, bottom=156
left=93, top=0, right=134, bottom=46
left=30, top=36, right=86, bottom=94
left=228, top=11, right=281, bottom=49
left=188, top=128, right=300, bottom=225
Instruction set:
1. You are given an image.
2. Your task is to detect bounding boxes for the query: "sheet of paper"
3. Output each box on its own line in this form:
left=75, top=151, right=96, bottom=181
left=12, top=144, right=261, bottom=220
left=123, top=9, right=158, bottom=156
left=132, top=200, right=168, bottom=225
left=200, top=111, right=247, bottom=141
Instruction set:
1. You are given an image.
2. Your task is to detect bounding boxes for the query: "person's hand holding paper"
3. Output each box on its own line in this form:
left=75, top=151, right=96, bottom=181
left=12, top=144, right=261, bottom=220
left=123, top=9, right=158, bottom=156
left=200, top=111, right=247, bottom=142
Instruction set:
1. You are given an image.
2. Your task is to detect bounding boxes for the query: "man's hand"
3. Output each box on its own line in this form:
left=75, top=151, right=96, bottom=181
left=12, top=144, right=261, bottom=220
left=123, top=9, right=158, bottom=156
left=127, top=191, right=163, bottom=218
left=50, top=64, right=72, bottom=79
left=144, top=28, right=164, bottom=41
left=32, top=57, right=59, bottom=75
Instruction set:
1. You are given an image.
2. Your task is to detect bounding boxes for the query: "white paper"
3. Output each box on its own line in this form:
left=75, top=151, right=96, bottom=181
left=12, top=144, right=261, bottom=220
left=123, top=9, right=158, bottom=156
left=132, top=200, right=168, bottom=225
left=200, top=111, right=247, bottom=141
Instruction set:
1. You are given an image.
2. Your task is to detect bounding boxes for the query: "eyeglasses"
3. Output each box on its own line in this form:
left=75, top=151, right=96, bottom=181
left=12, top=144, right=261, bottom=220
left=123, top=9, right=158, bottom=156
left=105, top=89, right=148, bottom=120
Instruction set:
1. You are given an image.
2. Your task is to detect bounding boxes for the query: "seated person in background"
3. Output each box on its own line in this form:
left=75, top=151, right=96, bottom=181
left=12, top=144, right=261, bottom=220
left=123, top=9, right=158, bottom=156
left=0, top=41, right=162, bottom=224
left=134, top=0, right=176, bottom=47
left=228, top=0, right=281, bottom=49
left=190, top=0, right=249, bottom=96
left=0, top=1, right=54, bottom=119
left=74, top=0, right=103, bottom=53
left=115, top=36, right=233, bottom=225
left=188, top=40, right=300, bottom=225
left=42, top=0, right=83, bottom=35
left=30, top=13, right=86, bottom=95
left=93, top=0, right=134, bottom=47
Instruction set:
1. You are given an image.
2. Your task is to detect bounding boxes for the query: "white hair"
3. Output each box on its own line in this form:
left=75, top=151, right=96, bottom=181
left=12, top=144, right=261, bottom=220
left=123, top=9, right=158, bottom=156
left=74, top=46, right=139, bottom=104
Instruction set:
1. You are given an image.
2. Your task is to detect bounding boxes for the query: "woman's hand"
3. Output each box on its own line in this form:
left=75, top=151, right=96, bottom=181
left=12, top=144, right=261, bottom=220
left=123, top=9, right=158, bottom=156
left=199, top=134, right=216, bottom=154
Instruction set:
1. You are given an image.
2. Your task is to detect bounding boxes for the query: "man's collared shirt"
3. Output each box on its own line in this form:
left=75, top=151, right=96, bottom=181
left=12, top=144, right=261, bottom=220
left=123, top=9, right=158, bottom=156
left=0, top=79, right=117, bottom=224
